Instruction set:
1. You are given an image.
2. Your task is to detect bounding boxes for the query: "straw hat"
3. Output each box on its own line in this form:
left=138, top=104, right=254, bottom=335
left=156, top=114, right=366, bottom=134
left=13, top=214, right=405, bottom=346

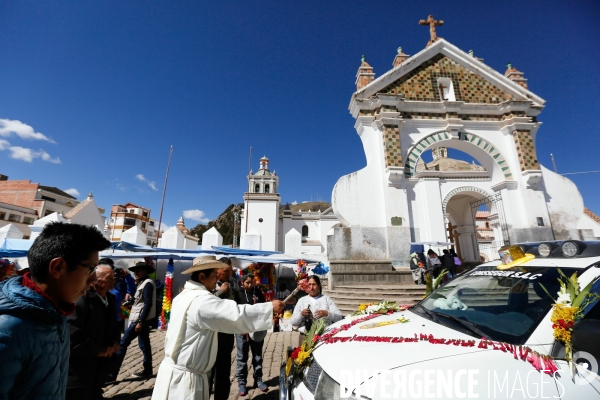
left=128, top=261, right=156, bottom=273
left=182, top=255, right=226, bottom=274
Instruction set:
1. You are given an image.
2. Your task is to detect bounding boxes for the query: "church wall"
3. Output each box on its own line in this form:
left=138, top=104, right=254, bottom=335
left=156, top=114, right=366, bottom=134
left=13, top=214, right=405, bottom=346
left=331, top=124, right=388, bottom=228
left=245, top=199, right=279, bottom=251
left=541, top=165, right=589, bottom=240
left=578, top=215, right=600, bottom=238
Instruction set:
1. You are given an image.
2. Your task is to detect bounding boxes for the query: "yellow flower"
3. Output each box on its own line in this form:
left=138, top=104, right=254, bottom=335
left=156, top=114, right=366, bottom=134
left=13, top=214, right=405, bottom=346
left=550, top=304, right=578, bottom=344
left=296, top=349, right=311, bottom=365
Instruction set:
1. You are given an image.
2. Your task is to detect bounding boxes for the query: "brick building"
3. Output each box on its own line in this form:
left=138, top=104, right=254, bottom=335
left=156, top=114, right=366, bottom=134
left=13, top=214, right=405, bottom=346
left=0, top=175, right=88, bottom=237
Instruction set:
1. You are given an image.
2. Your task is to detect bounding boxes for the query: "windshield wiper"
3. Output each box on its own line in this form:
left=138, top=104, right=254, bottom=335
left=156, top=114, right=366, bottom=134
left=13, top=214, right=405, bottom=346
left=414, top=304, right=439, bottom=323
left=434, top=313, right=492, bottom=340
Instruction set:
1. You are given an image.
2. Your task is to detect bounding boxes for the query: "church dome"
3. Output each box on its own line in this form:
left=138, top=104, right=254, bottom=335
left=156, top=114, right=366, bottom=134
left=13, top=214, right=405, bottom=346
left=416, top=147, right=486, bottom=173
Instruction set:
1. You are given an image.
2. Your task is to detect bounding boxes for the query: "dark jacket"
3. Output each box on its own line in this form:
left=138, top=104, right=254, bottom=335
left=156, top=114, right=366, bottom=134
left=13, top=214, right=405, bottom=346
left=67, top=289, right=120, bottom=393
left=236, top=287, right=266, bottom=306
left=0, top=276, right=70, bottom=399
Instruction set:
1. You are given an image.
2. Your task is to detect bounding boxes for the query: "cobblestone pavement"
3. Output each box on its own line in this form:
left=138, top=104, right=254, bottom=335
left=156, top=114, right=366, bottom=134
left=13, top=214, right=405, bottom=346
left=103, top=329, right=300, bottom=400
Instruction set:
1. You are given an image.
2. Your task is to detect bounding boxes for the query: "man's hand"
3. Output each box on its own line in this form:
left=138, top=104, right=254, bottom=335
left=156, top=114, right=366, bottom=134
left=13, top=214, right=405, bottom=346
left=220, top=282, right=230, bottom=293
left=98, top=347, right=110, bottom=357
left=313, top=310, right=329, bottom=319
left=111, top=343, right=121, bottom=354
left=271, top=300, right=285, bottom=315
left=135, top=322, right=143, bottom=333
left=124, top=294, right=131, bottom=301
left=300, top=307, right=312, bottom=317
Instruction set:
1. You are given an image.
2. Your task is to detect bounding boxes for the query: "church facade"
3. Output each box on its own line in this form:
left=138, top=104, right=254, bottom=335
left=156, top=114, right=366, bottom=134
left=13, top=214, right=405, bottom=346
left=329, top=34, right=598, bottom=269
left=240, top=157, right=340, bottom=260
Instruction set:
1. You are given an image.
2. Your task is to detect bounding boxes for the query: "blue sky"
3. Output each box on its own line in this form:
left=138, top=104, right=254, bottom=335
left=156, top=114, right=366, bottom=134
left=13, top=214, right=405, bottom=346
left=1, top=0, right=599, bottom=228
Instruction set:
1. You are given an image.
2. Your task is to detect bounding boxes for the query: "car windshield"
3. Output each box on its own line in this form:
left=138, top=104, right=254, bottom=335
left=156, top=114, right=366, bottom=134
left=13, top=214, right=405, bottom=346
left=419, top=265, right=583, bottom=344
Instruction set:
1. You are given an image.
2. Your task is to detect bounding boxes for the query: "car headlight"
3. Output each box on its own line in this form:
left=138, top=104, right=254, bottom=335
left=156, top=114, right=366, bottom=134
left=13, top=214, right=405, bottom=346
left=314, top=371, right=370, bottom=400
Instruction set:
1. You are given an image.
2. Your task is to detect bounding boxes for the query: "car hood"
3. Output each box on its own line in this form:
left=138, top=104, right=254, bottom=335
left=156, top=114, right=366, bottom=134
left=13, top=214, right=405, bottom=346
left=313, top=311, right=547, bottom=387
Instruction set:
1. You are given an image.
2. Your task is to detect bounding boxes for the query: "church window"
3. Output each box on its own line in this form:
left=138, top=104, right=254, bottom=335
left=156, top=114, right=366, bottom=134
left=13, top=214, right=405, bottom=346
left=265, top=184, right=270, bottom=193
left=0, top=212, right=5, bottom=220
left=23, top=216, right=35, bottom=225
left=142, top=222, right=146, bottom=229
left=537, top=217, right=544, bottom=227
left=7, top=214, right=20, bottom=223
left=485, top=222, right=490, bottom=229
left=255, top=184, right=260, bottom=193
left=436, top=78, right=455, bottom=101
left=302, top=225, right=309, bottom=237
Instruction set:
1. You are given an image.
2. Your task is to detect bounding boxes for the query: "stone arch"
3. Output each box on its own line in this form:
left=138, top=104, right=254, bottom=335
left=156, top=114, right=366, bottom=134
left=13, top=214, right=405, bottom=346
left=442, top=186, right=494, bottom=214
left=404, top=131, right=513, bottom=180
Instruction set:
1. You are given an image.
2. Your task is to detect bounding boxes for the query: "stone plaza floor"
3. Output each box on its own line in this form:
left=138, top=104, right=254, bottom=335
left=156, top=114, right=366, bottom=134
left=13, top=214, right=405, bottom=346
left=103, top=329, right=300, bottom=400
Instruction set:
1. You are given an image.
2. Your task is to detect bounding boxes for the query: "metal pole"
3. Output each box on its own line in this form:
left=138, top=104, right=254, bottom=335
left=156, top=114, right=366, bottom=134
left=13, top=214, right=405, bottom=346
left=155, top=145, right=174, bottom=247
left=244, top=146, right=252, bottom=233
left=550, top=153, right=558, bottom=173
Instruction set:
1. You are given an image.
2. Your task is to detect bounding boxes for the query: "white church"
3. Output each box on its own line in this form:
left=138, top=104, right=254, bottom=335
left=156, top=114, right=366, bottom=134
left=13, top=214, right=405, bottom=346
left=328, top=20, right=600, bottom=273
left=239, top=156, right=340, bottom=260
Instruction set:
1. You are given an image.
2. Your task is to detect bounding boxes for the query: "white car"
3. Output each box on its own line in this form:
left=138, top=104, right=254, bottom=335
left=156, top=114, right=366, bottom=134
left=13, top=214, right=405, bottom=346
left=280, top=240, right=600, bottom=400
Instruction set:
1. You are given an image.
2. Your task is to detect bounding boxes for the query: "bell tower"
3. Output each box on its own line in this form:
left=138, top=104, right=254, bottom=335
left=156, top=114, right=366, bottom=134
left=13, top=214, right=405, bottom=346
left=241, top=156, right=280, bottom=250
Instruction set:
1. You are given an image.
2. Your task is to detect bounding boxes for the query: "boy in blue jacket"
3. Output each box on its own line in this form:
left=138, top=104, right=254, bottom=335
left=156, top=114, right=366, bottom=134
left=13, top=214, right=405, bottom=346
left=0, top=222, right=110, bottom=399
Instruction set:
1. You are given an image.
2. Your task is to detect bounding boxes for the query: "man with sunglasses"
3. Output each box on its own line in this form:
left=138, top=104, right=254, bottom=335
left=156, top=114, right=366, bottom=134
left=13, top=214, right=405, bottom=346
left=0, top=222, right=110, bottom=399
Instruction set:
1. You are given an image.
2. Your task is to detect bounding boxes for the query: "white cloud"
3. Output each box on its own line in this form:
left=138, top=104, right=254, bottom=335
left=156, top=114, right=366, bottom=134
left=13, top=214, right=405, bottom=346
left=183, top=209, right=210, bottom=223
left=0, top=139, right=10, bottom=150
left=64, top=188, right=80, bottom=197
left=135, top=174, right=158, bottom=191
left=291, top=201, right=298, bottom=205
left=7, top=146, right=61, bottom=164
left=0, top=118, right=56, bottom=143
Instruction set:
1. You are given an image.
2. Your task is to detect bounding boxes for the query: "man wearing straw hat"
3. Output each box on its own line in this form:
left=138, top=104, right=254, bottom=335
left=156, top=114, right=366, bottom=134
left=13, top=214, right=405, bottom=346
left=152, top=255, right=284, bottom=400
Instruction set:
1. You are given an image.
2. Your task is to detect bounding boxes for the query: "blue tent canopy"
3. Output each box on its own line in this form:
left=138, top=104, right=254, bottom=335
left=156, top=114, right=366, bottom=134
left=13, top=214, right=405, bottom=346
left=0, top=239, right=34, bottom=258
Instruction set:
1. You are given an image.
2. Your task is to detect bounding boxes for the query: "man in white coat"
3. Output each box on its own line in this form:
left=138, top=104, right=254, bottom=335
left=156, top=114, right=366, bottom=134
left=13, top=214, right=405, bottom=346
left=152, top=256, right=284, bottom=400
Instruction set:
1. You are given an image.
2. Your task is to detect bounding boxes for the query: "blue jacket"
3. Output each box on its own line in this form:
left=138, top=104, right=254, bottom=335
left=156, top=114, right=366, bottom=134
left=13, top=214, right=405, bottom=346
left=0, top=277, right=70, bottom=399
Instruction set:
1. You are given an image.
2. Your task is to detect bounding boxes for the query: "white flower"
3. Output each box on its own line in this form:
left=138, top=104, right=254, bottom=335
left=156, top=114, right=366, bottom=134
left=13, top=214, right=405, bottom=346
left=556, top=292, right=572, bottom=305
left=366, top=304, right=383, bottom=314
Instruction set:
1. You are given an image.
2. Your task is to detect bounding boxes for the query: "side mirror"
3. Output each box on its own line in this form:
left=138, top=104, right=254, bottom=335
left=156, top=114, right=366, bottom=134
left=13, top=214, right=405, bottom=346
left=572, top=319, right=600, bottom=362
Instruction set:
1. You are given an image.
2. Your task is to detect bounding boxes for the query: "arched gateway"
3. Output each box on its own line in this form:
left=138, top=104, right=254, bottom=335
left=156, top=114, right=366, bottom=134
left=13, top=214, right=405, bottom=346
left=328, top=34, right=593, bottom=287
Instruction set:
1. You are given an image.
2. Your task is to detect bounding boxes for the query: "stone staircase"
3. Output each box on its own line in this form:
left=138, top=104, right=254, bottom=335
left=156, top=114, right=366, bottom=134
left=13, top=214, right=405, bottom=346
left=323, top=284, right=427, bottom=316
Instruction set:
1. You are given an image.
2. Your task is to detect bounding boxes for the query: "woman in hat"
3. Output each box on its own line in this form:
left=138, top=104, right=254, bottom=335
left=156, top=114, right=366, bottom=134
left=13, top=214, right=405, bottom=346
left=109, top=261, right=156, bottom=380
left=152, top=256, right=284, bottom=400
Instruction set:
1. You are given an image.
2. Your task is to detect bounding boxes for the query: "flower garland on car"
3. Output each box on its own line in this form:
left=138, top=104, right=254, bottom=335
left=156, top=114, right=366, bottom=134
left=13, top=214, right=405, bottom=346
left=349, top=301, right=411, bottom=317
left=321, top=331, right=558, bottom=375
left=542, top=269, right=600, bottom=375
left=286, top=307, right=560, bottom=377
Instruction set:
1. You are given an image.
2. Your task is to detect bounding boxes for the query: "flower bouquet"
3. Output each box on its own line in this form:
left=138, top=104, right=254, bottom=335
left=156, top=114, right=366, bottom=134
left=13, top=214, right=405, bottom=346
left=425, top=268, right=448, bottom=295
left=543, top=269, right=600, bottom=376
left=286, top=318, right=327, bottom=378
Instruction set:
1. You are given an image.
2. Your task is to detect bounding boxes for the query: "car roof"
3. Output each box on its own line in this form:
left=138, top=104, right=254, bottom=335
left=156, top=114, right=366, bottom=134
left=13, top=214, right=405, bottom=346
left=480, top=257, right=600, bottom=269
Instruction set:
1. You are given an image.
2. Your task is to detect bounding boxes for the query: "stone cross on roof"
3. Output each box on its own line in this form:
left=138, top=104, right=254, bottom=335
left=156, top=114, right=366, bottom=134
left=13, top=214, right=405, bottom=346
left=419, top=14, right=444, bottom=47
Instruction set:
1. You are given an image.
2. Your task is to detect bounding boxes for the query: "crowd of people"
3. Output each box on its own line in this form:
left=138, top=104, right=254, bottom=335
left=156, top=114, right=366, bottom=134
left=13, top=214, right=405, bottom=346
left=410, top=248, right=461, bottom=285
left=0, top=222, right=343, bottom=400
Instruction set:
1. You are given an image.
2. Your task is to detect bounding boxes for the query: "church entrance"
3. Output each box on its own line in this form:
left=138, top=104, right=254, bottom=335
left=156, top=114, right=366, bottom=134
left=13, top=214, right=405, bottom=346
left=469, top=193, right=510, bottom=262
left=443, top=187, right=509, bottom=264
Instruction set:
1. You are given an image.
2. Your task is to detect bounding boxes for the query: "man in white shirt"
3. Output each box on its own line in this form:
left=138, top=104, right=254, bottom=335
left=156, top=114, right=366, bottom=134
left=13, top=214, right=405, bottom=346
left=152, top=256, right=284, bottom=400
